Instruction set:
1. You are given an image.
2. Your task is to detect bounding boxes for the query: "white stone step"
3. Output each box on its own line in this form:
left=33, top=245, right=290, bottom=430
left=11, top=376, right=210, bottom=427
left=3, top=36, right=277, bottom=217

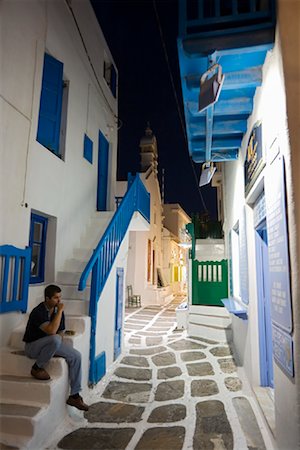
left=0, top=403, right=42, bottom=440
left=0, top=366, right=68, bottom=449
left=0, top=348, right=66, bottom=378
left=80, top=213, right=114, bottom=248
left=9, top=315, right=89, bottom=350
left=189, top=304, right=230, bottom=318
left=56, top=270, right=91, bottom=286
left=63, top=258, right=88, bottom=272
left=188, top=322, right=232, bottom=343
left=73, top=247, right=92, bottom=261
left=64, top=315, right=90, bottom=334
left=61, top=284, right=90, bottom=300
left=189, top=312, right=231, bottom=328
left=0, top=374, right=52, bottom=406
left=63, top=299, right=89, bottom=316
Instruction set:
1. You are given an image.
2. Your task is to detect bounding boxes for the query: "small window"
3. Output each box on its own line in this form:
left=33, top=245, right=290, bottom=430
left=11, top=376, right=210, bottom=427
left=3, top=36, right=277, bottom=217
left=37, top=53, right=68, bottom=158
left=103, top=52, right=117, bottom=98
left=83, top=134, right=93, bottom=164
left=29, top=213, right=48, bottom=284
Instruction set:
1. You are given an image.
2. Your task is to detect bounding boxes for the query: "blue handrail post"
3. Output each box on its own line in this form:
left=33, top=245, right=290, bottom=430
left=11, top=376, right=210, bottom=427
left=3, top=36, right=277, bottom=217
left=88, top=256, right=100, bottom=385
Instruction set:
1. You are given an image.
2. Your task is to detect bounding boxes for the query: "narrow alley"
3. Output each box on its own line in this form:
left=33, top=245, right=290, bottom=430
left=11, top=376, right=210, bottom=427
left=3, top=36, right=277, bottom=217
left=48, top=296, right=272, bottom=450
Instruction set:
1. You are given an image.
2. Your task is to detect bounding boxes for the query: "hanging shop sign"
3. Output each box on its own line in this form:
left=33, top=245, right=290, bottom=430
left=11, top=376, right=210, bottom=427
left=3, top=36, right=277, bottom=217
left=272, top=324, right=294, bottom=378
left=244, top=122, right=265, bottom=196
left=265, top=152, right=293, bottom=333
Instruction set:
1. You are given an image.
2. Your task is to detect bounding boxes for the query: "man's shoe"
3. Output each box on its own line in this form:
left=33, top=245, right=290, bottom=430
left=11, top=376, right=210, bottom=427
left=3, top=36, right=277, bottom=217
left=66, top=395, right=89, bottom=411
left=31, top=365, right=50, bottom=380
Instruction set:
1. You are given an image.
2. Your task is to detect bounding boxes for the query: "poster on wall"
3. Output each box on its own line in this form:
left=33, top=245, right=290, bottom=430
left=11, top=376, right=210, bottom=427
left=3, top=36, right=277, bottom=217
left=265, top=153, right=293, bottom=333
left=244, top=122, right=265, bottom=196
left=272, top=324, right=294, bottom=378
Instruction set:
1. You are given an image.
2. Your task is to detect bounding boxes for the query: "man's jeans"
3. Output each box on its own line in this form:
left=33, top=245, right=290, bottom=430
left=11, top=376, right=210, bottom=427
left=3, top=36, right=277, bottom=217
left=25, top=335, right=82, bottom=395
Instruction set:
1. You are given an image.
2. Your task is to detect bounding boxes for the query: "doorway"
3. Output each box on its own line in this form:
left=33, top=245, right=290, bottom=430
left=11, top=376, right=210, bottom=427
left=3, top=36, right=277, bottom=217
left=114, top=268, right=124, bottom=360
left=255, top=219, right=274, bottom=387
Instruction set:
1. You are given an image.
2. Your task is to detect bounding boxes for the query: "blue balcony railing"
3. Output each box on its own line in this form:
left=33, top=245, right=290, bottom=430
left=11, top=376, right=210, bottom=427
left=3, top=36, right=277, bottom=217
left=78, top=174, right=150, bottom=384
left=0, top=245, right=31, bottom=314
left=179, top=0, right=276, bottom=38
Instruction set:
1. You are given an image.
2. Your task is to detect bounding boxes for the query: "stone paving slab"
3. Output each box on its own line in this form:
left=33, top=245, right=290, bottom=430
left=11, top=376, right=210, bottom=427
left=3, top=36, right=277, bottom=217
left=57, top=428, right=135, bottom=449
left=233, top=396, right=266, bottom=449
left=114, top=367, right=152, bottom=381
left=194, top=400, right=233, bottom=449
left=218, top=357, right=237, bottom=373
left=209, top=346, right=232, bottom=357
left=136, top=331, right=166, bottom=336
left=186, top=361, right=214, bottom=376
left=147, top=404, right=186, bottom=423
left=224, top=377, right=243, bottom=392
left=102, top=381, right=152, bottom=403
left=135, top=426, right=185, bottom=450
left=85, top=402, right=144, bottom=423
left=152, top=351, right=176, bottom=367
left=130, top=346, right=167, bottom=355
left=120, top=355, right=149, bottom=367
left=157, top=366, right=182, bottom=379
left=155, top=380, right=185, bottom=401
left=145, top=337, right=163, bottom=346
left=191, top=379, right=219, bottom=397
left=189, top=336, right=218, bottom=344
left=128, top=337, right=142, bottom=344
left=168, top=339, right=206, bottom=351
left=148, top=327, right=172, bottom=331
left=180, top=351, right=206, bottom=362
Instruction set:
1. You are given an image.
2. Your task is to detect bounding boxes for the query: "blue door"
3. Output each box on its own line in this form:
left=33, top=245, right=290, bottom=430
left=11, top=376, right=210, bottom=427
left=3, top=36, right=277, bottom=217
left=97, top=131, right=109, bottom=211
left=256, top=221, right=274, bottom=387
left=114, top=268, right=124, bottom=360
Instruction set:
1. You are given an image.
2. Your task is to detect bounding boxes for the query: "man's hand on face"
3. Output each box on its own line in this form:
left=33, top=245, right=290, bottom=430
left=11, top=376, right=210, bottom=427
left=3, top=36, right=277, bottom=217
left=57, top=302, right=64, bottom=312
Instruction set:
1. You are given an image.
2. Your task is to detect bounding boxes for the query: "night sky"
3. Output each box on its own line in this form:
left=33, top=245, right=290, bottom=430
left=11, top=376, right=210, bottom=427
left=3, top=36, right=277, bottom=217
left=91, top=0, right=217, bottom=218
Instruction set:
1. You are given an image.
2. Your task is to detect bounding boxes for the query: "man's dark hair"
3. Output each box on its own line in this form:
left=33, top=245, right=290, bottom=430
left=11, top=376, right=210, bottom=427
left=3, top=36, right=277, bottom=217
left=44, top=284, right=61, bottom=300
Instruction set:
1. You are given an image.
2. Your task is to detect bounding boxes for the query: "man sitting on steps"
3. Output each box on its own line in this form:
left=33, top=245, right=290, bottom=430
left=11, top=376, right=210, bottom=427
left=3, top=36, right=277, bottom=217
left=23, top=284, right=89, bottom=412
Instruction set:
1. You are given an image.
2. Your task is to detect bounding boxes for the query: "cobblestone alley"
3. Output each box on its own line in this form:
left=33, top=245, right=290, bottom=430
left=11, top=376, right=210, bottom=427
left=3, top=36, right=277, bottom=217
left=49, top=296, right=273, bottom=450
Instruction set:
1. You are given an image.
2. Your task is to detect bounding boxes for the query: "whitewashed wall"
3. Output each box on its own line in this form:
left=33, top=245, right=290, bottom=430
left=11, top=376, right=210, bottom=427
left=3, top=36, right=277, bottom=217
left=223, top=25, right=300, bottom=448
left=0, top=0, right=118, bottom=345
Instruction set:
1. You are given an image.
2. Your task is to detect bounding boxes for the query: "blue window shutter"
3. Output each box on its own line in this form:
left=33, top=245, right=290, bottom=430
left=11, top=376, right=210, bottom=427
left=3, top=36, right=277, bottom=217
left=83, top=134, right=93, bottom=164
left=110, top=64, right=117, bottom=98
left=37, top=53, right=64, bottom=154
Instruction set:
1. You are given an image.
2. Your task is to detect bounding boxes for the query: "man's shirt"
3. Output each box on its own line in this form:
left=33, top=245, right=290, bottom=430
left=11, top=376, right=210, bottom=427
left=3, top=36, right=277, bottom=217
left=23, top=302, right=65, bottom=343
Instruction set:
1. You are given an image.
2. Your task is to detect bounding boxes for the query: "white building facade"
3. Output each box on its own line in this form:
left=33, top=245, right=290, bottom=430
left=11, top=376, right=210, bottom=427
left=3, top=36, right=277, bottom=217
left=222, top=19, right=300, bottom=450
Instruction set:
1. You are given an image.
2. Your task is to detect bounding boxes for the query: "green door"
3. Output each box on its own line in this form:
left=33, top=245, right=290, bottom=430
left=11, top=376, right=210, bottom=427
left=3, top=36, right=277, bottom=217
left=192, top=259, right=228, bottom=306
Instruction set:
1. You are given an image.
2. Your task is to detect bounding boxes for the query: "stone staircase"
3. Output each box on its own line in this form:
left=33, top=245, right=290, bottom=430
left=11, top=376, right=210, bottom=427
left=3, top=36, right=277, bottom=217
left=57, top=212, right=114, bottom=316
left=0, top=314, right=90, bottom=449
left=187, top=304, right=232, bottom=342
left=0, top=212, right=113, bottom=449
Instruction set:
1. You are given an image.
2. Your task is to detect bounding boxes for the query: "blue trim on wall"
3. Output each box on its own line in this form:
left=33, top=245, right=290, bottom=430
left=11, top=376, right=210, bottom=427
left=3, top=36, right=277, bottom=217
left=29, top=213, right=48, bottom=284
left=37, top=53, right=64, bottom=155
left=83, top=134, right=93, bottom=164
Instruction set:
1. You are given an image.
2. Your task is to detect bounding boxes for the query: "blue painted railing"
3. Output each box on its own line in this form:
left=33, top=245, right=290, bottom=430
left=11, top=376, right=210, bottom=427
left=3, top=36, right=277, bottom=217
left=179, top=0, right=276, bottom=37
left=78, top=174, right=150, bottom=384
left=0, top=245, right=31, bottom=314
